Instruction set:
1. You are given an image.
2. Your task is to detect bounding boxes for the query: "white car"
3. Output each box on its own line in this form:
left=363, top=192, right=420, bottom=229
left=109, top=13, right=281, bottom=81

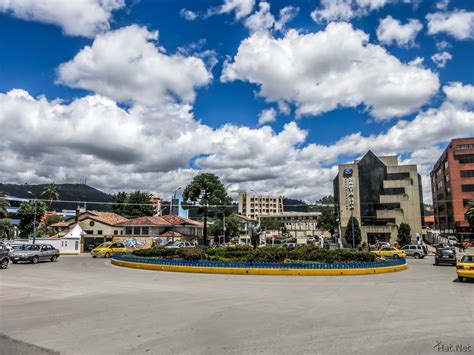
left=447, top=236, right=458, bottom=246
left=164, top=241, right=196, bottom=249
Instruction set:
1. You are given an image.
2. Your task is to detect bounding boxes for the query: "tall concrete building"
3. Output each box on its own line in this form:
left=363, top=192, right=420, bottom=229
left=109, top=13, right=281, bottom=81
left=238, top=192, right=284, bottom=220
left=430, top=138, right=474, bottom=237
left=334, top=151, right=423, bottom=246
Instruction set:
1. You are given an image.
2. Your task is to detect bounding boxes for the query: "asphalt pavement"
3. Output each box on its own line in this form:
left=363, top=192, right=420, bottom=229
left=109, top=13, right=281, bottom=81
left=0, top=254, right=473, bottom=355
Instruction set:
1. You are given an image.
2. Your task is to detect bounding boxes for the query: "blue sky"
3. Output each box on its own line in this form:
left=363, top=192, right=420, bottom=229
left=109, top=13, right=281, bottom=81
left=0, top=0, right=473, bottom=201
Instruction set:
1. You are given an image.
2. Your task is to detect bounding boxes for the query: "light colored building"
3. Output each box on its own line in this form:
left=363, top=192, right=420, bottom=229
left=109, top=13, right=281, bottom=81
left=150, top=193, right=163, bottom=216
left=259, top=211, right=330, bottom=245
left=334, top=150, right=423, bottom=246
left=51, top=211, right=128, bottom=252
left=116, top=215, right=203, bottom=248
left=238, top=192, right=284, bottom=220
left=234, top=214, right=258, bottom=245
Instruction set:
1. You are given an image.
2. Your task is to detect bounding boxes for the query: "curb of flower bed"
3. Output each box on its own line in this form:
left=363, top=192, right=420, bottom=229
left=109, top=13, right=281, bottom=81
left=111, top=254, right=407, bottom=276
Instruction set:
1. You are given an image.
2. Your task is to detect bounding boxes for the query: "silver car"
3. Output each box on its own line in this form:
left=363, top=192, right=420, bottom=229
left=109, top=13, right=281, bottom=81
left=401, top=245, right=426, bottom=259
left=10, top=244, right=60, bottom=264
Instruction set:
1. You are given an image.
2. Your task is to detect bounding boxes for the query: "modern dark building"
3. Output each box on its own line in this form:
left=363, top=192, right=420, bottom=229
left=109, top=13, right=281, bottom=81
left=430, top=138, right=474, bottom=239
left=334, top=151, right=423, bottom=246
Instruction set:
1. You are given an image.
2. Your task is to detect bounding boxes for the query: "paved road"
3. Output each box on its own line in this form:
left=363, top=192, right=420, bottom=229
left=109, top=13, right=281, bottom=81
left=1, top=254, right=473, bottom=355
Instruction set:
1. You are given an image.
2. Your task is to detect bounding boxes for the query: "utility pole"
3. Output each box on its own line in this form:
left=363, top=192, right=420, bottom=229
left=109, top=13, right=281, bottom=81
left=27, top=191, right=37, bottom=244
left=171, top=187, right=182, bottom=244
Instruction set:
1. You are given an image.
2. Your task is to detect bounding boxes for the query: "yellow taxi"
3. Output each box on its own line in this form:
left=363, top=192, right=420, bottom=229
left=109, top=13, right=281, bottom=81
left=456, top=254, right=474, bottom=282
left=91, top=242, right=126, bottom=258
left=371, top=246, right=406, bottom=259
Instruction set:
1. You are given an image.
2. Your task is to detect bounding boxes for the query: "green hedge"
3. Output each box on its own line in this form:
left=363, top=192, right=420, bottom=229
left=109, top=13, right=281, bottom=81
left=131, top=245, right=376, bottom=263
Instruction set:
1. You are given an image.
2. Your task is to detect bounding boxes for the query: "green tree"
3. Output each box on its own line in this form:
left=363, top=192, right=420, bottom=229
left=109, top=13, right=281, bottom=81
left=260, top=218, right=283, bottom=231
left=0, top=191, right=9, bottom=218
left=344, top=216, right=361, bottom=248
left=209, top=214, right=241, bottom=243
left=17, top=200, right=47, bottom=239
left=0, top=219, right=15, bottom=239
left=397, top=223, right=412, bottom=246
left=41, top=182, right=60, bottom=207
left=317, top=206, right=337, bottom=235
left=465, top=199, right=474, bottom=229
left=123, top=191, right=155, bottom=218
left=112, top=192, right=128, bottom=215
left=182, top=173, right=231, bottom=245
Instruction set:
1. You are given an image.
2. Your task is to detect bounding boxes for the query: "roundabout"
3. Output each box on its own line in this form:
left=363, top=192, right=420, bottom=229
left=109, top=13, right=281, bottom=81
left=111, top=254, right=408, bottom=276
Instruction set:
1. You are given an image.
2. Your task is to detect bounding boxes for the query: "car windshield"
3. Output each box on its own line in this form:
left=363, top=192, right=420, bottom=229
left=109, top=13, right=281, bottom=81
left=438, top=249, right=454, bottom=254
left=98, top=243, right=112, bottom=248
left=461, top=256, right=474, bottom=263
left=21, top=245, right=41, bottom=251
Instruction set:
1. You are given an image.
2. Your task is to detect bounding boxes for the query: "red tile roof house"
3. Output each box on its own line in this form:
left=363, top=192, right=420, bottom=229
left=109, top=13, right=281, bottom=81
left=114, top=215, right=204, bottom=248
left=50, top=211, right=128, bottom=252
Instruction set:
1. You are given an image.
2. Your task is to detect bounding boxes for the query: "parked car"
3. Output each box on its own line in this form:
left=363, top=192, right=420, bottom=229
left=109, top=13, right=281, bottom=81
left=456, top=254, right=474, bottom=282
left=370, top=246, right=406, bottom=259
left=447, top=236, right=458, bottom=246
left=434, top=248, right=457, bottom=266
left=0, top=242, right=10, bottom=269
left=281, top=242, right=296, bottom=248
left=91, top=242, right=126, bottom=258
left=164, top=241, right=196, bottom=249
left=10, top=244, right=59, bottom=264
left=401, top=245, right=426, bottom=259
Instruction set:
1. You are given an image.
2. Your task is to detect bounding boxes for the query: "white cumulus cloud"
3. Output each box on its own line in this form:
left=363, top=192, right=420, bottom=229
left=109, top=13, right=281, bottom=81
left=57, top=25, right=213, bottom=107
left=376, top=16, right=423, bottom=47
left=0, top=0, right=125, bottom=37
left=258, top=107, right=277, bottom=125
left=426, top=10, right=474, bottom=40
left=221, top=22, right=439, bottom=120
left=443, top=82, right=474, bottom=105
left=431, top=51, right=452, bottom=67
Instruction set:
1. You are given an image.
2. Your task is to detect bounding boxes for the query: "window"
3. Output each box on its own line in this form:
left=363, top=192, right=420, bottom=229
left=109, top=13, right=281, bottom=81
left=444, top=160, right=448, bottom=170
left=125, top=227, right=132, bottom=235
left=97, top=230, right=103, bottom=235
left=116, top=243, right=124, bottom=248
left=437, top=180, right=443, bottom=189
left=461, top=184, right=474, bottom=192
left=460, top=170, right=474, bottom=178
left=133, top=227, right=140, bottom=235
left=75, top=241, right=79, bottom=250
left=457, top=144, right=474, bottom=150
left=445, top=175, right=449, bottom=182
left=114, top=230, right=118, bottom=235
left=89, top=221, right=95, bottom=227
left=142, top=227, right=149, bottom=235
left=385, top=172, right=410, bottom=180
left=85, top=230, right=93, bottom=235
left=383, top=187, right=405, bottom=195
left=458, top=154, right=474, bottom=164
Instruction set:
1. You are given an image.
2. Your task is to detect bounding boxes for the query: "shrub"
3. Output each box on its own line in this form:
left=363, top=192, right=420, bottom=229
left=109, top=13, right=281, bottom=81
left=178, top=248, right=206, bottom=261
left=132, top=248, right=178, bottom=258
left=245, top=247, right=288, bottom=263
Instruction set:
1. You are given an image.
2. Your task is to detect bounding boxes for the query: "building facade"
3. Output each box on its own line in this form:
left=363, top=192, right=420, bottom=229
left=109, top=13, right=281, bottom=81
left=259, top=211, right=331, bottom=245
left=430, top=138, right=474, bottom=238
left=334, top=151, right=423, bottom=246
left=238, top=192, right=284, bottom=220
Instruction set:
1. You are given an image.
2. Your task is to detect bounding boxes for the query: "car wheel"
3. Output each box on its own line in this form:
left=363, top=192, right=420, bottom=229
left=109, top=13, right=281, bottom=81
left=12, top=260, right=18, bottom=264
left=414, top=253, right=420, bottom=259
left=393, top=254, right=400, bottom=259
left=105, top=252, right=110, bottom=258
left=50, top=255, right=57, bottom=262
left=31, top=256, right=39, bottom=264
left=92, top=256, right=97, bottom=258
left=1, top=258, right=9, bottom=269
left=458, top=276, right=463, bottom=282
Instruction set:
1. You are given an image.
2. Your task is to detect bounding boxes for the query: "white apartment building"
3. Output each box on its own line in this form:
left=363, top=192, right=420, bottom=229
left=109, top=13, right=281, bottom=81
left=238, top=192, right=284, bottom=220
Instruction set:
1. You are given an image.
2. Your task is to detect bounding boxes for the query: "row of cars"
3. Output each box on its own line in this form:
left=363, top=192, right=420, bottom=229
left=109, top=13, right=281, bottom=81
left=0, top=242, right=60, bottom=269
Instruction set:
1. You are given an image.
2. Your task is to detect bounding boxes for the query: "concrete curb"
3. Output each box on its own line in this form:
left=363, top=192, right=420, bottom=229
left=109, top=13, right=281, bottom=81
left=111, top=258, right=408, bottom=276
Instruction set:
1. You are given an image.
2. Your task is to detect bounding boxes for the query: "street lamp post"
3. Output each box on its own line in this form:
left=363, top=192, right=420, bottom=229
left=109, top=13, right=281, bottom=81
left=27, top=191, right=37, bottom=244
left=171, top=187, right=182, bottom=244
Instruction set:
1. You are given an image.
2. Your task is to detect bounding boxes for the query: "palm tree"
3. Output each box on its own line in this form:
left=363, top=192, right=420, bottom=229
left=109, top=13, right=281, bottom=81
left=42, top=183, right=60, bottom=207
left=0, top=192, right=9, bottom=218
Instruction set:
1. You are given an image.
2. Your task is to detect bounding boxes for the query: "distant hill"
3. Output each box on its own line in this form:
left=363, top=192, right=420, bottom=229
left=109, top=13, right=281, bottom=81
left=0, top=183, right=113, bottom=211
